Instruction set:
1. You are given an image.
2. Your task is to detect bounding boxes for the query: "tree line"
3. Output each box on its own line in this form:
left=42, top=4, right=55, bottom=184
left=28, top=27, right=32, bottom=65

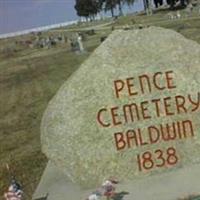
left=74, top=0, right=190, bottom=20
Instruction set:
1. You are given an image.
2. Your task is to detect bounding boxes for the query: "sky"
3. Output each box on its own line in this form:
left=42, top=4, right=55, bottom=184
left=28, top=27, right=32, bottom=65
left=0, top=0, right=143, bottom=35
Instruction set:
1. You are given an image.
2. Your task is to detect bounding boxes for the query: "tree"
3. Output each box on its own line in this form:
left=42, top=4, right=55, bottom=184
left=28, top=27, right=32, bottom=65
left=116, top=0, right=135, bottom=16
left=143, top=0, right=147, bottom=11
left=103, top=0, right=117, bottom=17
left=101, top=0, right=136, bottom=18
left=143, top=0, right=153, bottom=15
left=74, top=0, right=102, bottom=20
left=166, top=0, right=188, bottom=9
left=117, top=0, right=123, bottom=16
left=125, top=0, right=135, bottom=7
left=153, top=0, right=163, bottom=8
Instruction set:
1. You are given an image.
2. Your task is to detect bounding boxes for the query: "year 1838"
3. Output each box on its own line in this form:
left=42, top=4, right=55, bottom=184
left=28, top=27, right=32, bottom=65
left=137, top=146, right=178, bottom=171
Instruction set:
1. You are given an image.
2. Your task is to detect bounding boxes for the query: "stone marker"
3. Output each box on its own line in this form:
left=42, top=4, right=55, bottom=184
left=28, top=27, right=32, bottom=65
left=41, top=27, right=200, bottom=190
left=77, top=34, right=84, bottom=52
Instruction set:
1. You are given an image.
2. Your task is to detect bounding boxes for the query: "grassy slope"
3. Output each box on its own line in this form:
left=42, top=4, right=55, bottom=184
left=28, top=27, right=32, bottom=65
left=0, top=8, right=199, bottom=199
left=0, top=46, right=91, bottom=199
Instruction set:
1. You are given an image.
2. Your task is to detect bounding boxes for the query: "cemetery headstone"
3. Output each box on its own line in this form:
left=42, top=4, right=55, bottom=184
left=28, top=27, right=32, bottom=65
left=41, top=27, right=200, bottom=190
left=77, top=34, right=84, bottom=52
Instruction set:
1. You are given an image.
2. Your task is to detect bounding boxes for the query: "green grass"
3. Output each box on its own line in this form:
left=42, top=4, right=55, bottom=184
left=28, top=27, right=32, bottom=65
left=0, top=8, right=200, bottom=199
left=0, top=45, right=91, bottom=199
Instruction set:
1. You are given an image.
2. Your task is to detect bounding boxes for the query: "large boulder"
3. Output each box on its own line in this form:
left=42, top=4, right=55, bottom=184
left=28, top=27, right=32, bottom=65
left=41, top=27, right=200, bottom=188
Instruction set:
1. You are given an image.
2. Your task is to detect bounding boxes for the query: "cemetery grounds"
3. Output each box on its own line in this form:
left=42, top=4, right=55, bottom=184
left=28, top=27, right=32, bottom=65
left=0, top=7, right=200, bottom=199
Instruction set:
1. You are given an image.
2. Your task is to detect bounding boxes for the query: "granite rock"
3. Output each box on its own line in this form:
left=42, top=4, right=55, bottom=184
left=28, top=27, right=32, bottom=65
left=41, top=27, right=200, bottom=188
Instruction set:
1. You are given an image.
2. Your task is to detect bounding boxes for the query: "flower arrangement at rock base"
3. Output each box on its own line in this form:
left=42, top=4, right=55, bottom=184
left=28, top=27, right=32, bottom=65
left=86, top=178, right=129, bottom=200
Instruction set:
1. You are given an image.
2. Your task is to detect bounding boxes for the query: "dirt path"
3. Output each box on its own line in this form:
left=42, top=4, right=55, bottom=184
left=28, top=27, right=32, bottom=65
left=51, top=21, right=114, bottom=33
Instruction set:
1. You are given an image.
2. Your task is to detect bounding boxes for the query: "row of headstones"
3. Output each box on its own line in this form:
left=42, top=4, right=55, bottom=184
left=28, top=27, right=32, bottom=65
left=34, top=29, right=96, bottom=51
left=110, top=3, right=200, bottom=32
left=14, top=34, right=68, bottom=49
left=141, top=0, right=200, bottom=18
left=13, top=29, right=97, bottom=52
left=0, top=34, right=71, bottom=57
left=153, top=0, right=199, bottom=9
left=35, top=34, right=66, bottom=48
left=167, top=3, right=200, bottom=19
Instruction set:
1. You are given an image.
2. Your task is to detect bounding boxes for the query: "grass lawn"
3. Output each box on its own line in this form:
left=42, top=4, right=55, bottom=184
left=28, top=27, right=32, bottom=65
left=0, top=7, right=199, bottom=199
